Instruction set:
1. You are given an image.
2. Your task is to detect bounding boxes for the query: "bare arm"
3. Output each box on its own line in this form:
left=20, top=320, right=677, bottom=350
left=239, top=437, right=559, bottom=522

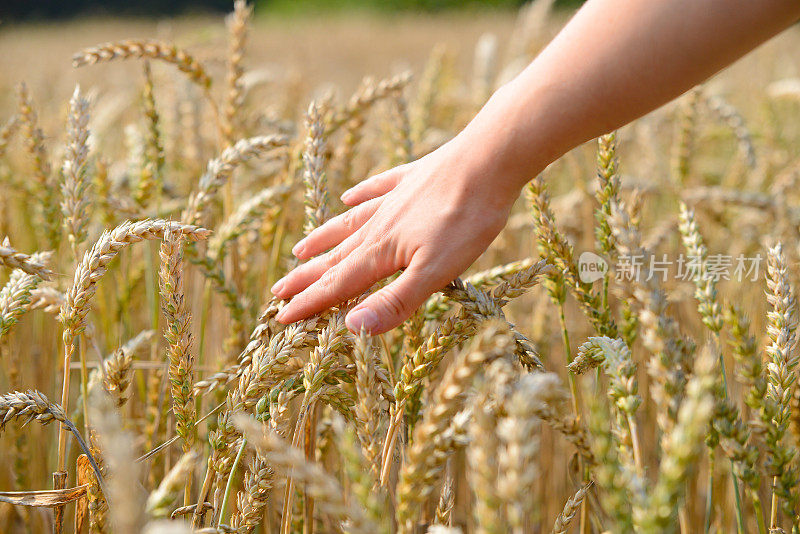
left=464, top=0, right=800, bottom=191
left=273, top=0, right=800, bottom=334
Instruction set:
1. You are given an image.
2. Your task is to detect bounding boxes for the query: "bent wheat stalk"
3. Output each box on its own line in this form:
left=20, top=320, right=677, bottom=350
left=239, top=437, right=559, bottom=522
left=0, top=390, right=108, bottom=501
left=57, top=219, right=210, bottom=474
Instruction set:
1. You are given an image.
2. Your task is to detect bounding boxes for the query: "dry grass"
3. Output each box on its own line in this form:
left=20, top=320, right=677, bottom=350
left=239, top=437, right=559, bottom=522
left=2, top=3, right=800, bottom=534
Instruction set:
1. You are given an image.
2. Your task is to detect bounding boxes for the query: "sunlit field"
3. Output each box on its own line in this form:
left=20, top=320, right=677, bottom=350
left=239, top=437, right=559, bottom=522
left=2, top=3, right=800, bottom=533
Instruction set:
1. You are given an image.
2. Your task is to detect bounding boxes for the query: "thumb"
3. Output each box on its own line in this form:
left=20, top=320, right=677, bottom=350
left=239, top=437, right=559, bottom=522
left=345, top=257, right=433, bottom=335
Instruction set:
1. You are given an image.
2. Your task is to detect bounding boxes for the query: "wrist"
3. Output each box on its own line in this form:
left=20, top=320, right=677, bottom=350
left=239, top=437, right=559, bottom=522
left=454, top=79, right=562, bottom=201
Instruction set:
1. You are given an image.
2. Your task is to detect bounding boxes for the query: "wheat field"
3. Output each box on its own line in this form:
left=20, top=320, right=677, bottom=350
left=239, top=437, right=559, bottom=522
left=2, top=2, right=800, bottom=533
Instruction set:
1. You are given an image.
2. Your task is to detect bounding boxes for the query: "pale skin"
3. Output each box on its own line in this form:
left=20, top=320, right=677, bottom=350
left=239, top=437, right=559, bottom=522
left=272, top=0, right=800, bottom=334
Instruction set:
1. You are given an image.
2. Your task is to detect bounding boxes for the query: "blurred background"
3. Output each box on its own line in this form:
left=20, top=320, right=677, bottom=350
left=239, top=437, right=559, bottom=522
left=0, top=0, right=581, bottom=129
left=3, top=0, right=582, bottom=20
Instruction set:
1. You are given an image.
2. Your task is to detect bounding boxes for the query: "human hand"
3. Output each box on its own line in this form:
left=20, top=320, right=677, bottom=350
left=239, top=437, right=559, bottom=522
left=271, top=135, right=522, bottom=334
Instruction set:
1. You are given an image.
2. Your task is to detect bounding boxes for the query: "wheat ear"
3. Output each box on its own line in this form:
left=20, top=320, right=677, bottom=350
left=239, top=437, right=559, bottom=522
left=303, top=101, right=331, bottom=234
left=222, top=0, right=252, bottom=145
left=327, top=71, right=412, bottom=135
left=159, top=229, right=196, bottom=452
left=0, top=390, right=107, bottom=498
left=352, top=329, right=383, bottom=481
left=102, top=348, right=133, bottom=408
left=765, top=243, right=800, bottom=528
left=0, top=251, right=51, bottom=338
left=17, top=82, right=61, bottom=248
left=61, top=85, right=92, bottom=254
left=182, top=135, right=288, bottom=225
left=552, top=483, right=593, bottom=534
left=146, top=451, right=199, bottom=518
left=0, top=239, right=53, bottom=280
left=637, top=347, right=717, bottom=532
left=73, top=39, right=212, bottom=89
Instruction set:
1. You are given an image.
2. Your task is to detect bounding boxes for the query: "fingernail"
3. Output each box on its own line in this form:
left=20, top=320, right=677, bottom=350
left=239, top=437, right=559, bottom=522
left=271, top=278, right=286, bottom=295
left=346, top=307, right=379, bottom=333
left=275, top=307, right=288, bottom=322
left=340, top=190, right=353, bottom=202
left=291, top=240, right=305, bottom=257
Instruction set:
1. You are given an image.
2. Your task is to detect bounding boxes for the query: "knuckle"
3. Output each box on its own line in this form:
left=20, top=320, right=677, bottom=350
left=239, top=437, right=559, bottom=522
left=361, top=240, right=390, bottom=277
left=378, top=286, right=407, bottom=318
left=317, top=269, right=335, bottom=291
left=340, top=208, right=356, bottom=230
left=325, top=245, right=345, bottom=265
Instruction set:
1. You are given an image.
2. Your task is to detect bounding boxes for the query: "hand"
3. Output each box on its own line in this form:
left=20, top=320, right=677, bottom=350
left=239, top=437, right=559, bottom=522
left=271, top=135, right=520, bottom=334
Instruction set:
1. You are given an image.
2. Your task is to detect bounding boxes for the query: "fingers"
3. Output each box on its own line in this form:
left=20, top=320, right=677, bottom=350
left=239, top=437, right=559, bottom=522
left=292, top=197, right=381, bottom=260
left=275, top=250, right=385, bottom=324
left=340, top=167, right=404, bottom=206
left=345, top=256, right=436, bottom=335
left=271, top=234, right=361, bottom=299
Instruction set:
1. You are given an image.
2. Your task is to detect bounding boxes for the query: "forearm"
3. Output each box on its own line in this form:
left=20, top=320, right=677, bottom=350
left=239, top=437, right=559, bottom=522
left=459, top=0, right=800, bottom=195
